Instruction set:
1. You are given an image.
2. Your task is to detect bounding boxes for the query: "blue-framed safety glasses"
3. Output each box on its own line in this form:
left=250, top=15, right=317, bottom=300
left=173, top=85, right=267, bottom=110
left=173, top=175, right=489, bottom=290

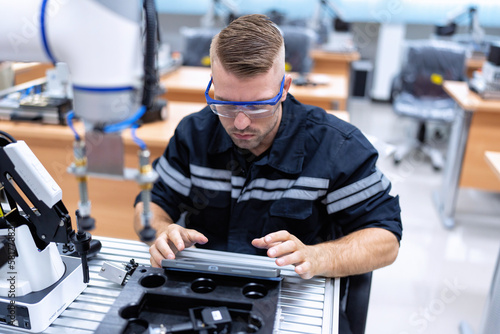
left=205, top=75, right=285, bottom=119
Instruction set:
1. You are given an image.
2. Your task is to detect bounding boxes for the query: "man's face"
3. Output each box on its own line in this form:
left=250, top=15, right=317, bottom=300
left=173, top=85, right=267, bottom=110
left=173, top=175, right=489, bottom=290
left=211, top=62, right=291, bottom=156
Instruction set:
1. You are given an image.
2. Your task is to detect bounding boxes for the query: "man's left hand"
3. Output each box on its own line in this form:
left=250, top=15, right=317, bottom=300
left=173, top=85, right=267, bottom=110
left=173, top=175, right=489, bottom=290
left=252, top=230, right=321, bottom=279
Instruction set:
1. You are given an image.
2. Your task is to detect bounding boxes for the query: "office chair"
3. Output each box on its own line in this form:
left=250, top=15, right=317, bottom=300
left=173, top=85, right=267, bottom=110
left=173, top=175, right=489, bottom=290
left=280, top=25, right=317, bottom=77
left=343, top=272, right=373, bottom=334
left=391, top=40, right=466, bottom=170
left=180, top=27, right=220, bottom=67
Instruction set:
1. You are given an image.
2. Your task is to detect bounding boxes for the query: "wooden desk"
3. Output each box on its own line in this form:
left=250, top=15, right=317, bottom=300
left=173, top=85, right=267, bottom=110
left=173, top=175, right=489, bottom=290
left=161, top=66, right=348, bottom=110
left=485, top=151, right=500, bottom=181
left=0, top=101, right=205, bottom=240
left=310, top=50, right=360, bottom=74
left=434, top=81, right=500, bottom=228
left=310, top=49, right=360, bottom=77
left=466, top=56, right=486, bottom=78
left=481, top=151, right=500, bottom=334
left=13, top=62, right=53, bottom=85
left=444, top=81, right=500, bottom=192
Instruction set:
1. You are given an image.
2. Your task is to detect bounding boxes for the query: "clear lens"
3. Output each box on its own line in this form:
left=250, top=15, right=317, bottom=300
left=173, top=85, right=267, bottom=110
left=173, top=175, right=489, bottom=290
left=210, top=104, right=279, bottom=119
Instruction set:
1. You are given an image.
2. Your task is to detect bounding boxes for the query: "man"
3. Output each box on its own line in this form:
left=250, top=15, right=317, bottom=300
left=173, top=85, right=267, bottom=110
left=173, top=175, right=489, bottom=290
left=134, top=14, right=402, bottom=333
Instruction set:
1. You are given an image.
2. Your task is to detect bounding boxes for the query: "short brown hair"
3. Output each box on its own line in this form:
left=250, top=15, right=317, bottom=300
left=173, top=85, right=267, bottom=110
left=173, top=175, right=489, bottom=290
left=210, top=14, right=284, bottom=77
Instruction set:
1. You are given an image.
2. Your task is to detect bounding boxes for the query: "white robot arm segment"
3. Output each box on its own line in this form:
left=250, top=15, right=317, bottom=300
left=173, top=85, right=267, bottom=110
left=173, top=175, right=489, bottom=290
left=0, top=0, right=144, bottom=127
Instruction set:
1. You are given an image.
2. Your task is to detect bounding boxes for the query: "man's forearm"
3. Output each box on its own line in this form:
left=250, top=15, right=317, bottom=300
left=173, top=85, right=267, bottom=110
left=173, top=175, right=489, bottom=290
left=134, top=202, right=175, bottom=243
left=313, top=228, right=399, bottom=278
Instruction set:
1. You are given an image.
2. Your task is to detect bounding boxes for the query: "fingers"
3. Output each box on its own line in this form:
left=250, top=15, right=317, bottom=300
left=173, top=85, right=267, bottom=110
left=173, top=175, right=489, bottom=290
left=149, top=226, right=209, bottom=268
left=149, top=235, right=177, bottom=268
left=167, top=228, right=186, bottom=253
left=253, top=231, right=318, bottom=279
left=251, top=237, right=281, bottom=249
left=149, top=246, right=161, bottom=268
left=185, top=229, right=209, bottom=247
left=170, top=227, right=209, bottom=251
left=252, top=230, right=291, bottom=249
left=295, top=262, right=314, bottom=280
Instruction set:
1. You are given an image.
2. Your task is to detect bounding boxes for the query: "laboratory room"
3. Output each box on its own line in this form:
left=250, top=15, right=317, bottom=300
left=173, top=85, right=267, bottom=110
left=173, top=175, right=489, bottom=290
left=0, top=0, right=500, bottom=333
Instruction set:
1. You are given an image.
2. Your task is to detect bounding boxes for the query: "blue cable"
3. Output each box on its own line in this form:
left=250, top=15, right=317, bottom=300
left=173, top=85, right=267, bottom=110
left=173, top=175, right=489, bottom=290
left=103, top=105, right=147, bottom=134
left=131, top=123, right=147, bottom=150
left=66, top=111, right=81, bottom=141
left=23, top=86, right=33, bottom=98
left=40, top=0, right=57, bottom=64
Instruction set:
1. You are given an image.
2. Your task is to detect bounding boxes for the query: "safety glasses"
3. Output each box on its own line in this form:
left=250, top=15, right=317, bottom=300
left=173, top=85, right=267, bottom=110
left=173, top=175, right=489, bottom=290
left=205, top=75, right=285, bottom=119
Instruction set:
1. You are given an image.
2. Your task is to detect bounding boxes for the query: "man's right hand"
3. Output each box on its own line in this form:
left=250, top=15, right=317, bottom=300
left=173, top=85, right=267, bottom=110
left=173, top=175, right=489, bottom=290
left=149, top=224, right=208, bottom=267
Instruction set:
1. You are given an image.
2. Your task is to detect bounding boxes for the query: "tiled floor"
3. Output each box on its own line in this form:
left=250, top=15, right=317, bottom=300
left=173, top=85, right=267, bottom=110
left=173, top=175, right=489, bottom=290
left=347, top=99, right=500, bottom=334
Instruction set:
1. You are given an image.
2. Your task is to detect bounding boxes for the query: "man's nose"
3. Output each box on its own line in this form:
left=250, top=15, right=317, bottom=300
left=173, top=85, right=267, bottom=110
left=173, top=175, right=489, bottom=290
left=234, top=111, right=251, bottom=130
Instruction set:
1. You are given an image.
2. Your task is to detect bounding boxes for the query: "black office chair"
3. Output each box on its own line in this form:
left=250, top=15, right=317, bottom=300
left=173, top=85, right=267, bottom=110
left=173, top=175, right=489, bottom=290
left=279, top=25, right=317, bottom=76
left=179, top=24, right=317, bottom=75
left=180, top=27, right=221, bottom=67
left=343, top=272, right=373, bottom=334
left=391, top=40, right=466, bottom=170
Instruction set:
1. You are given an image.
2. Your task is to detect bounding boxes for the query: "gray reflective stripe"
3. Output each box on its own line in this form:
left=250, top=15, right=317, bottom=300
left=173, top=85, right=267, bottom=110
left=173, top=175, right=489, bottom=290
left=234, top=176, right=329, bottom=202
left=295, top=177, right=329, bottom=189
left=192, top=176, right=232, bottom=192
left=246, top=178, right=293, bottom=190
left=324, top=174, right=391, bottom=214
left=324, top=169, right=384, bottom=204
left=245, top=176, right=329, bottom=192
left=238, top=188, right=327, bottom=202
left=231, top=176, right=246, bottom=187
left=239, top=189, right=284, bottom=202
left=231, top=189, right=242, bottom=198
left=190, top=164, right=231, bottom=180
left=284, top=189, right=327, bottom=200
left=156, top=156, right=191, bottom=196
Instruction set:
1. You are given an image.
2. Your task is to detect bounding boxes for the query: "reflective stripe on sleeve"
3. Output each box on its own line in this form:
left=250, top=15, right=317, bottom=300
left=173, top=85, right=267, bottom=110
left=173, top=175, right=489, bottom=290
left=156, top=156, right=192, bottom=196
left=322, top=169, right=391, bottom=214
left=192, top=176, right=232, bottom=191
left=190, top=164, right=231, bottom=180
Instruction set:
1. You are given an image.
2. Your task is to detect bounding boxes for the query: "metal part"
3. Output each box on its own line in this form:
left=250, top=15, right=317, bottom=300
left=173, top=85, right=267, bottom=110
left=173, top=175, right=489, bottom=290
left=433, top=104, right=473, bottom=229
left=71, top=140, right=90, bottom=213
left=69, top=141, right=96, bottom=231
left=85, top=131, right=125, bottom=177
left=136, top=149, right=158, bottom=242
left=99, top=262, right=129, bottom=285
left=99, top=259, right=138, bottom=285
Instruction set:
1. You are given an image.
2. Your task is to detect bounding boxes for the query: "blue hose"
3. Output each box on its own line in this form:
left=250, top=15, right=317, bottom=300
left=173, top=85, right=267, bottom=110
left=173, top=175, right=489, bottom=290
left=66, top=111, right=81, bottom=141
left=131, top=123, right=147, bottom=150
left=102, top=105, right=146, bottom=134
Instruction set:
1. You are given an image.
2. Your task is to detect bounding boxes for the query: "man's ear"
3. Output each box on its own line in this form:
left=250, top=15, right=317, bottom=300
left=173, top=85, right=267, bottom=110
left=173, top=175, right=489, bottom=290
left=281, top=74, right=293, bottom=102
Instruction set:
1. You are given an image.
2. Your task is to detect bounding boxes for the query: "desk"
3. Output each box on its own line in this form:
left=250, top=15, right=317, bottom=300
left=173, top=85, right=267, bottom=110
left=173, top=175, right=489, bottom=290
left=434, top=81, right=500, bottom=228
left=485, top=151, right=500, bottom=181
left=0, top=101, right=206, bottom=240
left=474, top=151, right=500, bottom=334
left=12, top=62, right=53, bottom=85
left=310, top=49, right=360, bottom=97
left=310, top=50, right=360, bottom=76
left=161, top=66, right=348, bottom=110
left=466, top=56, right=486, bottom=78
left=0, top=237, right=339, bottom=333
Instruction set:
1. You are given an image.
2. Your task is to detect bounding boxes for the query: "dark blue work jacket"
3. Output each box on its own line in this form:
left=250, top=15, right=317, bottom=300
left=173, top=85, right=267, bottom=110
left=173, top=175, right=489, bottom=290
left=144, top=94, right=402, bottom=255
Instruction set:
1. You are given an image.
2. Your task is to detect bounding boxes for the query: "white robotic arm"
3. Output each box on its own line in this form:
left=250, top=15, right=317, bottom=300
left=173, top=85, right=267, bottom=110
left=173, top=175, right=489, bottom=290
left=0, top=1, right=160, bottom=331
left=0, top=0, right=158, bottom=241
left=0, top=0, right=144, bottom=126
